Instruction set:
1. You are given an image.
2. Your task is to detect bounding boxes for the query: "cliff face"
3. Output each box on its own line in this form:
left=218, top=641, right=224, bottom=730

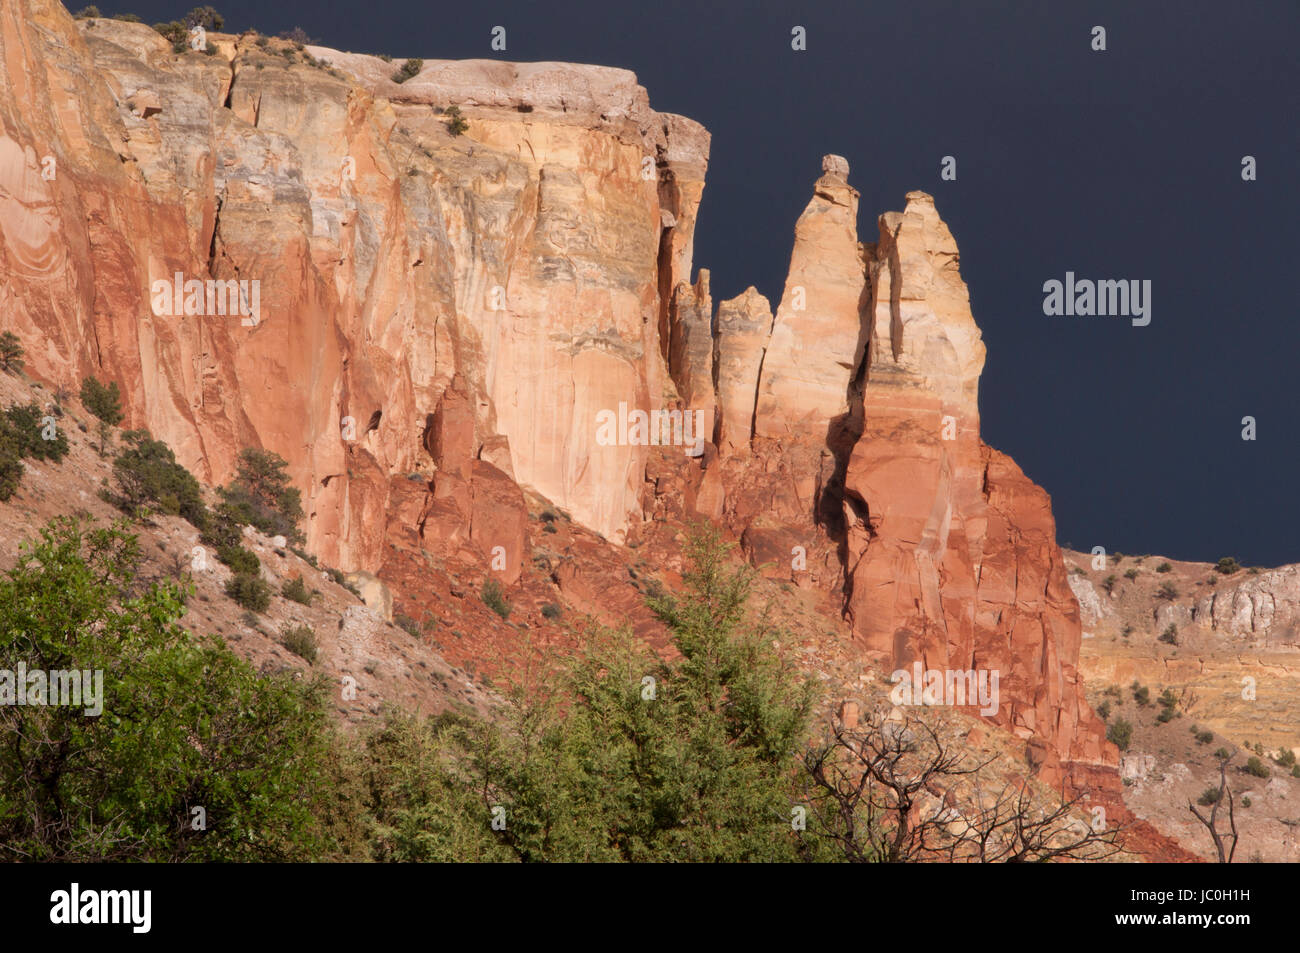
left=1, top=3, right=1107, bottom=785
left=2, top=1, right=709, bottom=571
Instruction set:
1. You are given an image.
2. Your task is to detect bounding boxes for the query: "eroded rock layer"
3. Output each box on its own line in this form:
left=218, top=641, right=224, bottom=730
left=1, top=2, right=1108, bottom=789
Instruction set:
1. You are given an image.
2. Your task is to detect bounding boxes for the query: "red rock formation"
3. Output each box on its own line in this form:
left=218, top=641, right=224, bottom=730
left=700, top=169, right=1111, bottom=788
left=0, top=2, right=1115, bottom=802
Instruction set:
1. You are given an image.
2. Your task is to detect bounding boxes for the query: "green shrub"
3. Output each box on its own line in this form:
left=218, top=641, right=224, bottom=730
left=218, top=447, right=304, bottom=544
left=183, top=6, right=224, bottom=30
left=2, top=403, right=69, bottom=462
left=0, top=517, right=339, bottom=861
left=280, top=624, right=318, bottom=664
left=543, top=522, right=557, bottom=534
left=80, top=376, right=124, bottom=455
left=1107, top=719, right=1133, bottom=751
left=1156, top=582, right=1179, bottom=600
left=1158, top=624, right=1178, bottom=646
left=541, top=602, right=562, bottom=620
left=1275, top=748, right=1297, bottom=768
left=481, top=578, right=510, bottom=619
left=1156, top=561, right=1172, bottom=573
left=1095, top=700, right=1111, bottom=721
left=1156, top=707, right=1176, bottom=724
left=0, top=445, right=22, bottom=502
left=201, top=503, right=244, bottom=549
left=391, top=57, right=422, bottom=83
left=282, top=575, right=314, bottom=606
left=0, top=402, right=72, bottom=501
left=1245, top=756, right=1270, bottom=778
left=226, top=572, right=270, bottom=612
left=1197, top=787, right=1221, bottom=806
left=1196, top=730, right=1214, bottom=744
left=445, top=105, right=469, bottom=136
left=0, top=331, right=23, bottom=373
left=1131, top=682, right=1150, bottom=706
left=1102, top=574, right=1117, bottom=593
left=1216, top=557, right=1241, bottom=575
left=365, top=524, right=819, bottom=863
left=394, top=613, right=421, bottom=637
left=216, top=544, right=259, bottom=575
left=109, top=430, right=206, bottom=527
left=1123, top=568, right=1139, bottom=580
left=79, top=376, right=124, bottom=424
left=74, top=5, right=102, bottom=16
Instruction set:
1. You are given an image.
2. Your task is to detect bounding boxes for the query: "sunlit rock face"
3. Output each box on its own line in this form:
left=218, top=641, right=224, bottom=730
left=1, top=2, right=708, bottom=569
left=1, top=2, right=1106, bottom=785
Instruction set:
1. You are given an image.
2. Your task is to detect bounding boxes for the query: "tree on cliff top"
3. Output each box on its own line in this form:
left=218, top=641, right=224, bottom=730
left=183, top=6, right=224, bottom=30
left=218, top=447, right=304, bottom=544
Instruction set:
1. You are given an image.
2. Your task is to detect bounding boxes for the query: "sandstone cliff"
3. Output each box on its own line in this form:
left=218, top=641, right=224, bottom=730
left=1, top=3, right=1110, bottom=793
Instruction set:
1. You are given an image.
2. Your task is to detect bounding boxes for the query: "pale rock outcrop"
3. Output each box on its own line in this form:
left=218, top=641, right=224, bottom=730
left=714, top=287, right=772, bottom=455
left=1194, top=566, right=1300, bottom=639
left=667, top=269, right=715, bottom=430
left=753, top=154, right=868, bottom=438
left=344, top=570, right=394, bottom=622
left=839, top=191, right=1104, bottom=781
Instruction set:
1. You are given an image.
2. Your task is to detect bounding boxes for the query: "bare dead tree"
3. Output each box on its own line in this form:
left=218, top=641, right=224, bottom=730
left=801, top=708, right=1128, bottom=862
left=1188, top=755, right=1239, bottom=863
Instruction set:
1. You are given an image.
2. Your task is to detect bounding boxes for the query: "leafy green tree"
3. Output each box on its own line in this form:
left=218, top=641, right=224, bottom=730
left=225, top=572, right=270, bottom=612
left=0, top=403, right=69, bottom=501
left=368, top=525, right=818, bottom=862
left=2, top=403, right=69, bottom=462
left=0, top=518, right=339, bottom=860
left=218, top=447, right=304, bottom=544
left=358, top=712, right=516, bottom=862
left=79, top=375, right=123, bottom=425
left=184, top=6, right=224, bottom=29
left=109, top=430, right=208, bottom=527
left=0, top=332, right=23, bottom=373
left=80, top=375, right=123, bottom=456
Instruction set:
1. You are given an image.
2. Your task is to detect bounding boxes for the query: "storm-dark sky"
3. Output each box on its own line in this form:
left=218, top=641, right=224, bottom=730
left=113, top=1, right=1299, bottom=565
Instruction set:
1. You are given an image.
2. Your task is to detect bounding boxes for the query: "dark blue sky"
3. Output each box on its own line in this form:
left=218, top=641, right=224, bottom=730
left=116, top=1, right=1299, bottom=565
